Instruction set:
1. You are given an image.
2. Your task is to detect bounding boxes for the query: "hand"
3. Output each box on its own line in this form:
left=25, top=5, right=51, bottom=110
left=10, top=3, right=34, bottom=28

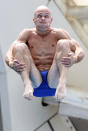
left=61, top=52, right=76, bottom=67
left=10, top=60, right=26, bottom=74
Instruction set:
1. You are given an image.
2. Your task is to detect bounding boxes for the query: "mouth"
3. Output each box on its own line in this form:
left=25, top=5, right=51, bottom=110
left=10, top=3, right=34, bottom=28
left=39, top=21, right=46, bottom=24
left=40, top=23, right=46, bottom=24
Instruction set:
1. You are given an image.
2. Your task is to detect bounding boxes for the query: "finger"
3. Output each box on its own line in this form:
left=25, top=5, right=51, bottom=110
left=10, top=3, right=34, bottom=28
left=13, top=65, right=25, bottom=71
left=14, top=60, right=25, bottom=65
left=16, top=71, right=24, bottom=75
left=14, top=65, right=26, bottom=71
left=15, top=68, right=25, bottom=72
left=16, top=64, right=26, bottom=68
left=64, top=64, right=71, bottom=67
left=18, top=64, right=26, bottom=67
left=61, top=61, right=71, bottom=65
left=13, top=64, right=26, bottom=69
left=61, top=59, right=71, bottom=64
left=61, top=62, right=71, bottom=67
left=61, top=60, right=70, bottom=64
left=61, top=57, right=70, bottom=61
left=62, top=62, right=71, bottom=66
left=14, top=63, right=26, bottom=66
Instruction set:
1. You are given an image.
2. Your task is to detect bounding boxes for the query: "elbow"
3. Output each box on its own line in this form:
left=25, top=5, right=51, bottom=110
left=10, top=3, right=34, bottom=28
left=78, top=50, right=85, bottom=62
left=5, top=55, right=9, bottom=66
left=81, top=49, right=85, bottom=60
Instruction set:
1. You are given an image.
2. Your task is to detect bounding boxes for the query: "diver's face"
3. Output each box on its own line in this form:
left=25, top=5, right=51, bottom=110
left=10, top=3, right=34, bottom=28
left=33, top=9, right=52, bottom=31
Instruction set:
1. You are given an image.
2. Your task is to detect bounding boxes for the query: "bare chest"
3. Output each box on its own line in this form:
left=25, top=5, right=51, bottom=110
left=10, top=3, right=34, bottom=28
left=28, top=34, right=57, bottom=57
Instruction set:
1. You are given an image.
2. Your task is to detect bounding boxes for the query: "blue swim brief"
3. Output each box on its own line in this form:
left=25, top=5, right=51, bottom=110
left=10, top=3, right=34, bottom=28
left=33, top=71, right=56, bottom=97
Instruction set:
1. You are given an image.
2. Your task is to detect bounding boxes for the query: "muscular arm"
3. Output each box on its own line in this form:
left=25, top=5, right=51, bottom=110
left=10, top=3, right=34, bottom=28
left=5, top=41, right=17, bottom=66
left=56, top=29, right=85, bottom=66
left=56, top=29, right=71, bottom=40
left=70, top=39, right=85, bottom=64
left=5, top=29, right=30, bottom=67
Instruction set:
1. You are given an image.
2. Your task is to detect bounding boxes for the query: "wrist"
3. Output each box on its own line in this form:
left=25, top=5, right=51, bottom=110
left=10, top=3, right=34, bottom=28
left=73, top=56, right=77, bottom=64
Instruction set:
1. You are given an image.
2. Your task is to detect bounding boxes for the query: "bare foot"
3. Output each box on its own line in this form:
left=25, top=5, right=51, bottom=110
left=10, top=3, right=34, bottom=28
left=55, top=84, right=67, bottom=100
left=23, top=85, right=35, bottom=100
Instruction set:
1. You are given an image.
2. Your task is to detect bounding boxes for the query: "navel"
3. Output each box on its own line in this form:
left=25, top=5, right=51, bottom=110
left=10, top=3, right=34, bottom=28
left=52, top=44, right=55, bottom=47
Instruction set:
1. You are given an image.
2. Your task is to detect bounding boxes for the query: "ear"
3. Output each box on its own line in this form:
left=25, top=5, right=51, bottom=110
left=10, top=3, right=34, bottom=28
left=33, top=18, right=36, bottom=24
left=33, top=18, right=34, bottom=22
left=50, top=17, right=53, bottom=24
left=51, top=17, right=53, bottom=22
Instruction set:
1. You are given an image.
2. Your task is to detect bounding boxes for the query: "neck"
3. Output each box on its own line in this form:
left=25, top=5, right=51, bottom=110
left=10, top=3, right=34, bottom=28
left=36, top=27, right=52, bottom=35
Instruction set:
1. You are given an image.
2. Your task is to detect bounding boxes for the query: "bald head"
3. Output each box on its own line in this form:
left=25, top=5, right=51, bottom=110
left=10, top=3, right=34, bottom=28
left=34, top=5, right=51, bottom=16
left=33, top=5, right=53, bottom=32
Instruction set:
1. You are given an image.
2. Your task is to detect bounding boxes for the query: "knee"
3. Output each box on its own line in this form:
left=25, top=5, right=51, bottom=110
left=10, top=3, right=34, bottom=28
left=14, top=43, right=29, bottom=53
left=55, top=39, right=71, bottom=59
left=57, top=39, right=70, bottom=50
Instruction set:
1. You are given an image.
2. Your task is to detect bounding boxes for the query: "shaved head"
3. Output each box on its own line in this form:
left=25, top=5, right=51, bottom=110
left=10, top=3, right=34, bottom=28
left=34, top=5, right=51, bottom=16
left=33, top=5, right=53, bottom=33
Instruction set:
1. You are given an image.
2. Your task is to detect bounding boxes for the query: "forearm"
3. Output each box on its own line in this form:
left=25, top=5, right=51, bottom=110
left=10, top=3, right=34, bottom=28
left=70, top=39, right=85, bottom=64
left=5, top=42, right=17, bottom=67
left=5, top=55, right=14, bottom=67
left=73, top=49, right=85, bottom=64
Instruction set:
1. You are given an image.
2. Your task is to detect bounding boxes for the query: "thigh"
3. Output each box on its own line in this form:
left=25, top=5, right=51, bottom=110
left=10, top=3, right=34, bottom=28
left=47, top=58, right=60, bottom=89
left=30, top=61, right=42, bottom=88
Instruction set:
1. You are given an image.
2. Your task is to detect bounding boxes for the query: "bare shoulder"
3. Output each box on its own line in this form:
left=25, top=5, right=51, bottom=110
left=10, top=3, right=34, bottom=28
left=52, top=28, right=71, bottom=40
left=19, top=28, right=35, bottom=37
left=17, top=28, right=36, bottom=42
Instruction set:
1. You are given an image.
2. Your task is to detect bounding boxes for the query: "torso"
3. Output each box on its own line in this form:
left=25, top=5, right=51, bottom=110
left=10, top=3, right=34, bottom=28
left=25, top=28, right=67, bottom=71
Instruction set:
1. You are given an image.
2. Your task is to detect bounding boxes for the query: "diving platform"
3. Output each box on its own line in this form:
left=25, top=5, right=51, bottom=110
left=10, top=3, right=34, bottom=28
left=42, top=87, right=88, bottom=120
left=59, top=95, right=88, bottom=120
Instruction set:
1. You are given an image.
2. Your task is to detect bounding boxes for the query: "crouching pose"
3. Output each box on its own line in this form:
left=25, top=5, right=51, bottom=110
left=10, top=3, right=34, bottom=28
left=5, top=5, right=84, bottom=100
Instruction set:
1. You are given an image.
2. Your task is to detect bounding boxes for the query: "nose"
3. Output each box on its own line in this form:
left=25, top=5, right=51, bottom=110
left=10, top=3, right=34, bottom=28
left=41, top=16, right=45, bottom=20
